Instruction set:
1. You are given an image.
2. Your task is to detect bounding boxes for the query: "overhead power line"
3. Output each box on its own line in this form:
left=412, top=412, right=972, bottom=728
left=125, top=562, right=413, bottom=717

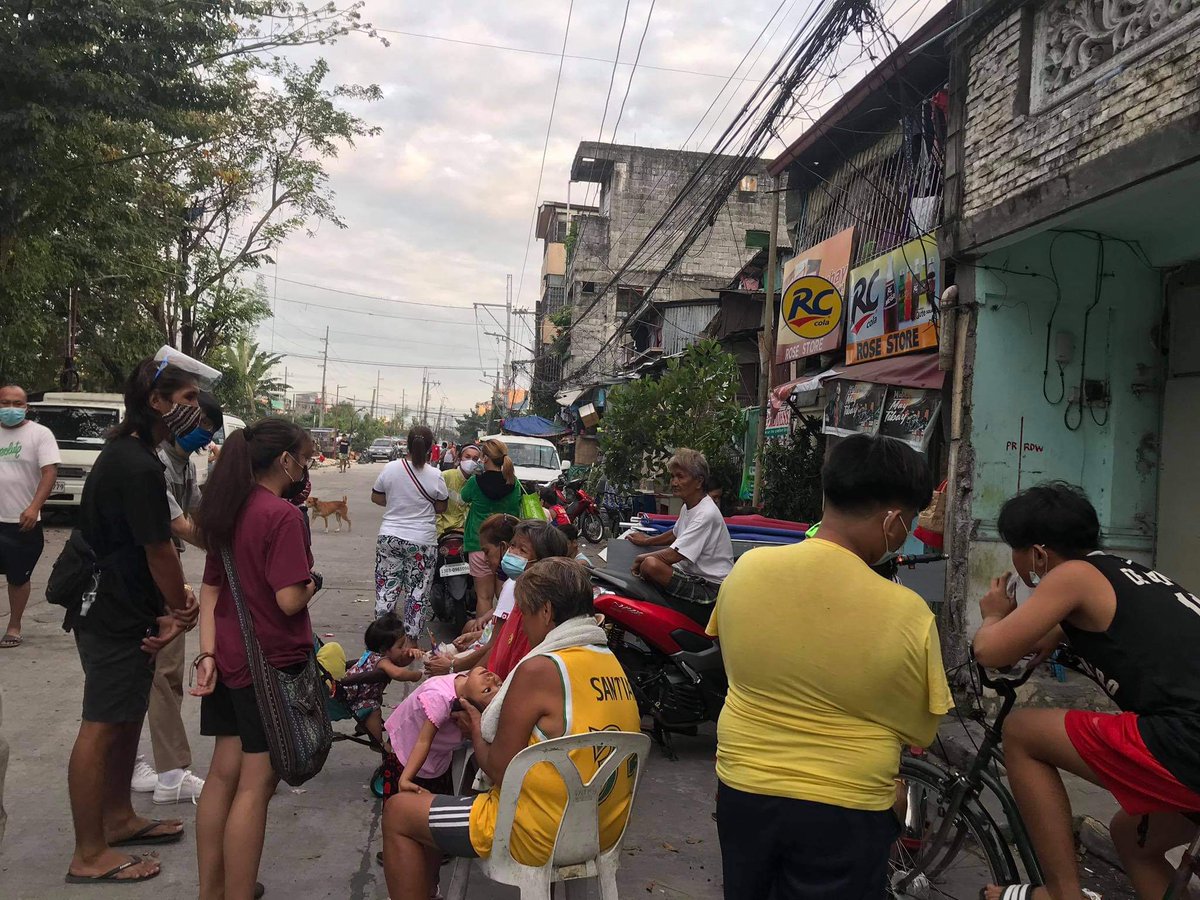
left=282, top=352, right=499, bottom=373
left=372, top=26, right=762, bottom=82
left=513, top=0, right=576, bottom=308
left=609, top=0, right=657, bottom=140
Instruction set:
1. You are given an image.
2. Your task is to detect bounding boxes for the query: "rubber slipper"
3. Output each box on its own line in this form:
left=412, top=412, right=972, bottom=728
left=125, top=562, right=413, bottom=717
left=65, top=855, right=159, bottom=884
left=109, top=820, right=184, bottom=847
left=0, top=634, right=21, bottom=648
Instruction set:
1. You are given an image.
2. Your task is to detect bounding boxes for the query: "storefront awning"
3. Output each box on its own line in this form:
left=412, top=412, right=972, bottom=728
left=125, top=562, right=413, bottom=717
left=826, top=352, right=945, bottom=390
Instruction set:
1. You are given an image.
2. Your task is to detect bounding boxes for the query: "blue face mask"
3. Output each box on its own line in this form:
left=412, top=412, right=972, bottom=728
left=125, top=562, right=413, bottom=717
left=176, top=426, right=214, bottom=453
left=500, top=551, right=528, bottom=579
left=0, top=408, right=26, bottom=427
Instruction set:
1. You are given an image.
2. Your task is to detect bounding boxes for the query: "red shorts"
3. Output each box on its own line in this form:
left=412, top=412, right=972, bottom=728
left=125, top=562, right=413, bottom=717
left=1065, top=710, right=1200, bottom=816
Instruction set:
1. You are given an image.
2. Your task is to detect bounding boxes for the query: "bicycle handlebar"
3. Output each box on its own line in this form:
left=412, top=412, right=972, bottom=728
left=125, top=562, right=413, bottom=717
left=895, top=553, right=948, bottom=566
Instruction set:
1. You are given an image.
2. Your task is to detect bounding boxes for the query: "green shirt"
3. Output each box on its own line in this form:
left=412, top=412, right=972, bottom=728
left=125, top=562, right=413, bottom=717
left=460, top=474, right=521, bottom=552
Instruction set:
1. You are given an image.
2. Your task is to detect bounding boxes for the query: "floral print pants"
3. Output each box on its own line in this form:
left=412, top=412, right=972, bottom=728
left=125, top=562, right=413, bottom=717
left=374, top=534, right=438, bottom=639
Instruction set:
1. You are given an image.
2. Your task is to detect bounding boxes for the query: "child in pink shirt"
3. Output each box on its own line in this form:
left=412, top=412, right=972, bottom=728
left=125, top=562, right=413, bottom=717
left=379, top=666, right=500, bottom=797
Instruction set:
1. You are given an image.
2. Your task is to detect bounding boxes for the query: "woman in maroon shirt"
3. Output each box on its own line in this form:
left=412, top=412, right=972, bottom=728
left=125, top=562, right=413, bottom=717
left=190, top=419, right=319, bottom=900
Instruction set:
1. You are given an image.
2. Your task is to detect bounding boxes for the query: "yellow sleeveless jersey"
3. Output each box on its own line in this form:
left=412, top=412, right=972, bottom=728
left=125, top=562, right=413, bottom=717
left=469, top=645, right=642, bottom=865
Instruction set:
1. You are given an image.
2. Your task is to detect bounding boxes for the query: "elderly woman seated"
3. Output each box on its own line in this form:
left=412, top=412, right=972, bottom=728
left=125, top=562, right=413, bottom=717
left=381, top=558, right=640, bottom=900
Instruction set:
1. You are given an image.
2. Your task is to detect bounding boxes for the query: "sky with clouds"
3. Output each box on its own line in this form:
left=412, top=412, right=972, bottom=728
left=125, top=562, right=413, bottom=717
left=258, top=0, right=940, bottom=423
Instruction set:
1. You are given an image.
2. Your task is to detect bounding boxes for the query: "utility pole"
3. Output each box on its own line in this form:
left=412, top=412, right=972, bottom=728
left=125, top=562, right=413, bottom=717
left=752, top=181, right=782, bottom=509
left=435, top=398, right=445, bottom=435
left=488, top=368, right=501, bottom=434
left=420, top=368, right=429, bottom=423
left=283, top=366, right=289, bottom=420
left=373, top=370, right=381, bottom=420
left=504, top=274, right=513, bottom=404
left=318, top=325, right=329, bottom=428
left=401, top=388, right=406, bottom=425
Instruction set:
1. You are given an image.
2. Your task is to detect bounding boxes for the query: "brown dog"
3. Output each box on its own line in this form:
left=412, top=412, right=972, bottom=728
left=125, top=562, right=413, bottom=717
left=306, top=495, right=352, bottom=533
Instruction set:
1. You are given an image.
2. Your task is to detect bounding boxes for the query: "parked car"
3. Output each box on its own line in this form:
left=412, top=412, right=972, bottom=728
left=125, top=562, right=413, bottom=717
left=366, top=437, right=397, bottom=462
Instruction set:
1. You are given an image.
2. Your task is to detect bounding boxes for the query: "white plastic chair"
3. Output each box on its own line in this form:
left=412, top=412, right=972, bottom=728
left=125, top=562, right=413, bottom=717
left=444, top=731, right=651, bottom=900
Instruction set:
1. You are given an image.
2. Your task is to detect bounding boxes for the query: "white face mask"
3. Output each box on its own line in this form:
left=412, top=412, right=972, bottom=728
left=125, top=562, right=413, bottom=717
left=460, top=458, right=481, bottom=475
left=1027, top=546, right=1047, bottom=587
left=873, top=511, right=909, bottom=567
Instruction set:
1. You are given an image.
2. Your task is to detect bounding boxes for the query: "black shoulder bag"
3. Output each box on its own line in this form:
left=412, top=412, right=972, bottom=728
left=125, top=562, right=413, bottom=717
left=221, top=546, right=332, bottom=786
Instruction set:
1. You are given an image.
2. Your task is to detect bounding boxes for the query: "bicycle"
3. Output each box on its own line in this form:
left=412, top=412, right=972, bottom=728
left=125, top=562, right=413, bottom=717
left=888, top=653, right=1200, bottom=899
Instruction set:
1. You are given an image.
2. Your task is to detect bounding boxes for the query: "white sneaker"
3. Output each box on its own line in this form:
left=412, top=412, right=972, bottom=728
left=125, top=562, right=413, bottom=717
left=153, top=771, right=205, bottom=804
left=131, top=756, right=158, bottom=793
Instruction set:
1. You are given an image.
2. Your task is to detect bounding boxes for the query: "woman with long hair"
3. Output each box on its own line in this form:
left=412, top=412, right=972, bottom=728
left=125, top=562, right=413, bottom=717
left=66, top=357, right=200, bottom=884
left=371, top=425, right=449, bottom=642
left=190, top=419, right=320, bottom=900
left=460, top=438, right=520, bottom=620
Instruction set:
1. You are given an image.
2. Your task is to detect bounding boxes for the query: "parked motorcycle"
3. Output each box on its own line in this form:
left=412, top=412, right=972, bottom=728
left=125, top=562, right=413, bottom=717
left=554, top=477, right=606, bottom=544
left=591, top=558, right=726, bottom=758
left=429, top=531, right=474, bottom=634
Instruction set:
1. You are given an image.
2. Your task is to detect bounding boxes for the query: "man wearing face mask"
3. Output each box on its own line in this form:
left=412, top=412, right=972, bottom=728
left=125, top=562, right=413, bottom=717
left=129, top=392, right=224, bottom=803
left=67, top=356, right=201, bottom=884
left=0, top=383, right=61, bottom=649
left=973, top=483, right=1200, bottom=900
left=707, top=433, right=950, bottom=900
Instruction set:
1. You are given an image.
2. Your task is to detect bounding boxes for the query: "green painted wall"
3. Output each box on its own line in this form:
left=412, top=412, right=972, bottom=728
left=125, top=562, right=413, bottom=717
left=966, top=229, right=1163, bottom=557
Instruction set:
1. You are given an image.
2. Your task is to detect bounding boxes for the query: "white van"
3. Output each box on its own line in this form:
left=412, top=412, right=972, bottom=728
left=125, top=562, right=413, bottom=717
left=483, top=434, right=565, bottom=487
left=30, top=393, right=125, bottom=507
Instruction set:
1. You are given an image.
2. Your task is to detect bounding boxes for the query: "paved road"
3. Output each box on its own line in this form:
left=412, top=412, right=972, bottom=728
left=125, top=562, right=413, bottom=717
left=0, top=461, right=723, bottom=899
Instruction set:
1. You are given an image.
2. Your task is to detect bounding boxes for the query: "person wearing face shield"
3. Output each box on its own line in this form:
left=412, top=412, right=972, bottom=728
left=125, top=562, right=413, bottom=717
left=707, top=433, right=950, bottom=900
left=973, top=483, right=1200, bottom=900
left=128, top=392, right=225, bottom=805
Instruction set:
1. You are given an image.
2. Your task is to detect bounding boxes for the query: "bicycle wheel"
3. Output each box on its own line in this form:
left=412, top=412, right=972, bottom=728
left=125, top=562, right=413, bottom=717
left=890, top=756, right=1019, bottom=899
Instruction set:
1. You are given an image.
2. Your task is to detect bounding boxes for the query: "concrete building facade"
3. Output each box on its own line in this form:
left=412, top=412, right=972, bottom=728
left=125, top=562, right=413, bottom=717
left=550, top=142, right=783, bottom=384
left=939, top=0, right=1200, bottom=654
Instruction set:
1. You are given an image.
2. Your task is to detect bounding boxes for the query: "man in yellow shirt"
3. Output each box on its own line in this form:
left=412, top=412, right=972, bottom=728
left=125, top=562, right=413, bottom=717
left=708, top=433, right=952, bottom=899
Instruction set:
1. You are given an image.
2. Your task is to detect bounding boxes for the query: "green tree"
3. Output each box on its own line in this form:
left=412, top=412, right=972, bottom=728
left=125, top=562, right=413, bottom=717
left=0, top=1, right=383, bottom=387
left=213, top=337, right=286, bottom=419
left=760, top=414, right=826, bottom=524
left=599, top=340, right=745, bottom=494
left=455, top=409, right=488, bottom=445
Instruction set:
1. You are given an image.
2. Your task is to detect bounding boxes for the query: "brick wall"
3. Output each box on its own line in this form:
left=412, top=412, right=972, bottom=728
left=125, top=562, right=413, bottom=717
left=960, top=6, right=1200, bottom=222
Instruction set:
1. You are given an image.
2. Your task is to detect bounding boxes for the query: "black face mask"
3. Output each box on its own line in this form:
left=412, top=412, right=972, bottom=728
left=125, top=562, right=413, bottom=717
left=281, top=453, right=310, bottom=501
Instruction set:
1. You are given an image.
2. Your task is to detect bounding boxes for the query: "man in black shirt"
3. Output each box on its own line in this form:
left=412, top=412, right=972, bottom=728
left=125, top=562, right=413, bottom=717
left=974, top=482, right=1200, bottom=900
left=66, top=357, right=201, bottom=885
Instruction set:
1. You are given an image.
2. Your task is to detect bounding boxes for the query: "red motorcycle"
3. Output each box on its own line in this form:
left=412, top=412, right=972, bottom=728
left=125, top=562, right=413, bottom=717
left=555, top=478, right=606, bottom=544
left=591, top=559, right=726, bottom=757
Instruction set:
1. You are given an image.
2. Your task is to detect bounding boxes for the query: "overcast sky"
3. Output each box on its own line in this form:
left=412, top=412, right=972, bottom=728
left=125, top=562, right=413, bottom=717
left=257, top=0, right=940, bottom=422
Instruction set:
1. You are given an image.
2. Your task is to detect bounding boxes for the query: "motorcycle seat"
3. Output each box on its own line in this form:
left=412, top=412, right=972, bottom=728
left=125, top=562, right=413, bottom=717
left=592, top=568, right=713, bottom=630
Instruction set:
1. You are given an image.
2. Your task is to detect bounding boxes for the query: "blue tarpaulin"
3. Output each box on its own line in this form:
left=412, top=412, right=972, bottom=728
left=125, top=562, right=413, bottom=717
left=500, top=415, right=568, bottom=438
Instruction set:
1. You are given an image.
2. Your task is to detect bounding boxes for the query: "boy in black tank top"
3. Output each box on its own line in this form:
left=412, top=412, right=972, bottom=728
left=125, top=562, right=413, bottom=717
left=973, top=482, right=1200, bottom=900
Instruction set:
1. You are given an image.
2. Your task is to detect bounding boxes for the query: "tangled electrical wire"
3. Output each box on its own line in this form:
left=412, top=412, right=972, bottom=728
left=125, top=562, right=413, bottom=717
left=561, top=0, right=884, bottom=382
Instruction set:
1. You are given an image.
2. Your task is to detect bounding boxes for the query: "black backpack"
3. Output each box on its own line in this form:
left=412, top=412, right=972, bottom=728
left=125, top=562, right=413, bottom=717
left=45, top=529, right=104, bottom=632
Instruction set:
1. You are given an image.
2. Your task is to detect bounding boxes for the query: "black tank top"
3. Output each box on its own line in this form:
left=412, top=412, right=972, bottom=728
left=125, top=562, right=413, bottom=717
left=1062, top=553, right=1200, bottom=793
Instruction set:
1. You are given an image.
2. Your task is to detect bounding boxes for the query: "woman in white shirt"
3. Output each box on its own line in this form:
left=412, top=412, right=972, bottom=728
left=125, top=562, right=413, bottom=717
left=371, top=426, right=449, bottom=642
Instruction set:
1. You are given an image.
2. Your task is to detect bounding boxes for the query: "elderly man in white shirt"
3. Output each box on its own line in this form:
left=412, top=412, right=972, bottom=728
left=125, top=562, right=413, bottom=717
left=628, top=448, right=734, bottom=616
